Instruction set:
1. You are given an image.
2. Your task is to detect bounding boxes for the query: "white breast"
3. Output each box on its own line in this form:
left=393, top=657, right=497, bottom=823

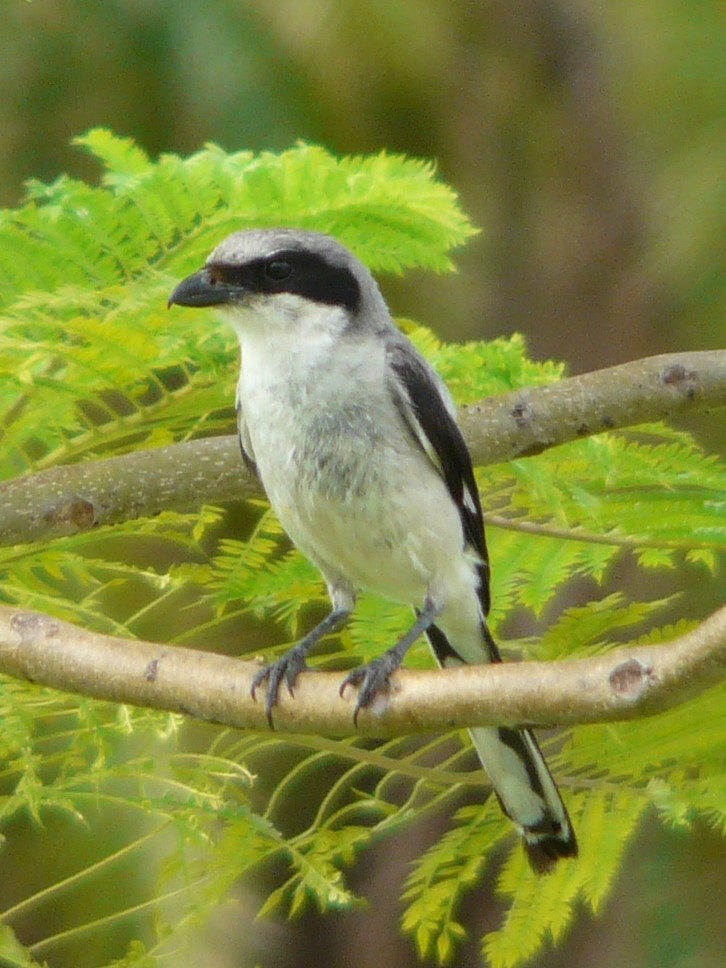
left=229, top=299, right=475, bottom=610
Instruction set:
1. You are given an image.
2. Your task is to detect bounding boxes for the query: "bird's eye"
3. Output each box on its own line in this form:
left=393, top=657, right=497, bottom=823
left=265, top=259, right=293, bottom=281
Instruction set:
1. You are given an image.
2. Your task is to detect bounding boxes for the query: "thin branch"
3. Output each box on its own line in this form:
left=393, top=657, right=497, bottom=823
left=0, top=436, right=255, bottom=547
left=0, top=349, right=724, bottom=547
left=1, top=603, right=724, bottom=736
left=458, top=349, right=726, bottom=462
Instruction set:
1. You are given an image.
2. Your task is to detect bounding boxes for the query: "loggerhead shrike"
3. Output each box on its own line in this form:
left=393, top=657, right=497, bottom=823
left=169, top=228, right=577, bottom=872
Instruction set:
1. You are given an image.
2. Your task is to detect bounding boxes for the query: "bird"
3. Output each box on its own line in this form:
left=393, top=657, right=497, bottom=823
left=168, top=227, right=577, bottom=873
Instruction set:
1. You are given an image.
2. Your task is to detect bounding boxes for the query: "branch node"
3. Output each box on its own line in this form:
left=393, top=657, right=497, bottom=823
left=45, top=494, right=98, bottom=530
left=510, top=399, right=532, bottom=428
left=660, top=363, right=698, bottom=400
left=608, top=657, right=656, bottom=700
left=145, top=658, right=160, bottom=682
left=10, top=610, right=61, bottom=645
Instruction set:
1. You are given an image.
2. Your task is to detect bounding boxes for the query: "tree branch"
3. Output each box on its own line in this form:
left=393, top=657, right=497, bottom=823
left=1, top=603, right=724, bottom=736
left=458, top=349, right=726, bottom=462
left=1, top=350, right=724, bottom=547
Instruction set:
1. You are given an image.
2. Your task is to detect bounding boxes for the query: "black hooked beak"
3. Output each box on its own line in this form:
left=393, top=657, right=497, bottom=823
left=168, top=268, right=238, bottom=309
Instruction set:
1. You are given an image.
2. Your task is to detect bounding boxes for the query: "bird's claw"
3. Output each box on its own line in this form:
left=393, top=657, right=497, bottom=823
left=339, top=652, right=401, bottom=726
left=251, top=646, right=309, bottom=726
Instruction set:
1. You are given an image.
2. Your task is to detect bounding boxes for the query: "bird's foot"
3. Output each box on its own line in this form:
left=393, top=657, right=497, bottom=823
left=251, top=643, right=310, bottom=726
left=339, top=647, right=405, bottom=725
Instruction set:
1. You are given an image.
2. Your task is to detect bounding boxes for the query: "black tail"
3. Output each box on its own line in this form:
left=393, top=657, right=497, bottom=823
left=470, top=723, right=577, bottom=873
left=425, top=623, right=577, bottom=873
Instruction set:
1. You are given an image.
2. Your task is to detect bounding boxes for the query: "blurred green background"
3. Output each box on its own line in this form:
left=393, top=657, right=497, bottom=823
left=1, top=2, right=724, bottom=966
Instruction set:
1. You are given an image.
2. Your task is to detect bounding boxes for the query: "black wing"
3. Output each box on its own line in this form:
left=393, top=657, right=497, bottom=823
left=386, top=338, right=491, bottom=616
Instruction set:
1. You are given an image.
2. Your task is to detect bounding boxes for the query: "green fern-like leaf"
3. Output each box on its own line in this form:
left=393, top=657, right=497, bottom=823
left=1, top=134, right=725, bottom=968
left=402, top=802, right=506, bottom=964
left=484, top=791, right=646, bottom=968
left=0, top=132, right=477, bottom=480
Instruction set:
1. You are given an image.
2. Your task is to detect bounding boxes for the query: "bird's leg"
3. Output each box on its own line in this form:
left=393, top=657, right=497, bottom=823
left=251, top=583, right=354, bottom=726
left=339, top=596, right=442, bottom=725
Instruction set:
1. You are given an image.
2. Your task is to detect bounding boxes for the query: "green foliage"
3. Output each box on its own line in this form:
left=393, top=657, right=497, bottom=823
left=0, top=133, right=724, bottom=967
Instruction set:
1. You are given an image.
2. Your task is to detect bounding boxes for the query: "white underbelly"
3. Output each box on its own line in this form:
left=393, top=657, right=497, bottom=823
left=267, top=456, right=473, bottom=607
left=238, top=351, right=478, bottom=609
